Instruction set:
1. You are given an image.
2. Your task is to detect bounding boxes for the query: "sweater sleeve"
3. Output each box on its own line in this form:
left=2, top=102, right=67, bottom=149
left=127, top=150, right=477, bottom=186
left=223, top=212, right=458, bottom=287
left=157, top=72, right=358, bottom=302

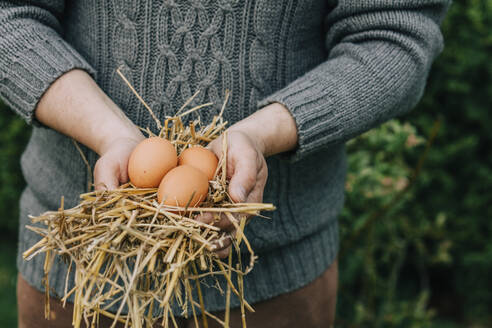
left=259, top=0, right=451, bottom=162
left=0, top=1, right=96, bottom=125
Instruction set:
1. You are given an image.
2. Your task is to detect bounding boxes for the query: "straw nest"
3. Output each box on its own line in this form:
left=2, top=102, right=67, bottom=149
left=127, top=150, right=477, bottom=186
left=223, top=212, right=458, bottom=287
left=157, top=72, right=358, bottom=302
left=22, top=70, right=275, bottom=328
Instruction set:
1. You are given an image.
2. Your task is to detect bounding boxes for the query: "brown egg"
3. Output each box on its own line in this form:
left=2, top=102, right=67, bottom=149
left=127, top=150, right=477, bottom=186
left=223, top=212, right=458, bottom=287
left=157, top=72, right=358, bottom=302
left=157, top=165, right=209, bottom=208
left=178, top=147, right=218, bottom=180
left=128, top=137, right=178, bottom=188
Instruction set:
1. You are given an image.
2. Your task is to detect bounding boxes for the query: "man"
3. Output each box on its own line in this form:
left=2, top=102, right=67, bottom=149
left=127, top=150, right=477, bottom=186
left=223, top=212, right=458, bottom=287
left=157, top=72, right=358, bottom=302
left=0, top=1, right=450, bottom=327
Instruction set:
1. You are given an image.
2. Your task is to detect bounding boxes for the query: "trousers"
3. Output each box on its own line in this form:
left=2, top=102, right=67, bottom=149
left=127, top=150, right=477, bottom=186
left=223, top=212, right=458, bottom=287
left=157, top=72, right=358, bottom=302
left=17, top=259, right=338, bottom=328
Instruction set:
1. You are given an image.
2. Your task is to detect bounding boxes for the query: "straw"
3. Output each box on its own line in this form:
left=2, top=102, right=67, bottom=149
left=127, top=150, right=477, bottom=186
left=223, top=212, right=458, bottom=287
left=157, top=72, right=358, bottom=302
left=23, top=78, right=275, bottom=327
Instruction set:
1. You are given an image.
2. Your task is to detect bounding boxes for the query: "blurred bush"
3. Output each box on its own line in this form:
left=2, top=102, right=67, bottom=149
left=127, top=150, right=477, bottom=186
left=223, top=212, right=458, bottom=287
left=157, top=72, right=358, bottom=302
left=338, top=0, right=492, bottom=326
left=0, top=0, right=490, bottom=326
left=0, top=102, right=29, bottom=327
left=0, top=103, right=30, bottom=236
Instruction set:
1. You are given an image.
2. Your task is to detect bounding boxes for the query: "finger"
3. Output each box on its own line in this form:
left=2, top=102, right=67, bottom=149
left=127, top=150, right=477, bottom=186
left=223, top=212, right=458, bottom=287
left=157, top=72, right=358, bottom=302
left=194, top=212, right=215, bottom=225
left=195, top=212, right=239, bottom=232
left=215, top=245, right=232, bottom=259
left=217, top=213, right=244, bottom=231
left=211, top=234, right=232, bottom=251
left=228, top=150, right=258, bottom=203
left=246, top=167, right=267, bottom=204
left=206, top=138, right=232, bottom=179
left=94, top=159, right=119, bottom=190
left=118, top=162, right=130, bottom=184
left=205, top=138, right=222, bottom=156
left=247, top=184, right=264, bottom=204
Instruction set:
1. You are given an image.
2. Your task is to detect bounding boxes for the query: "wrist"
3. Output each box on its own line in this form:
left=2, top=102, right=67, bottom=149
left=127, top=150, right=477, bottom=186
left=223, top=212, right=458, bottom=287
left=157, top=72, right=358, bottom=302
left=229, top=102, right=298, bottom=157
left=96, top=123, right=144, bottom=156
left=36, top=69, right=145, bottom=156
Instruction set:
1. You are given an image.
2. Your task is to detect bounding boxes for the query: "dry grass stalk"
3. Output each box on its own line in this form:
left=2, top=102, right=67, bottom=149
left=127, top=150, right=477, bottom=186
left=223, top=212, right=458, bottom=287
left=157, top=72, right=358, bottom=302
left=23, top=81, right=275, bottom=327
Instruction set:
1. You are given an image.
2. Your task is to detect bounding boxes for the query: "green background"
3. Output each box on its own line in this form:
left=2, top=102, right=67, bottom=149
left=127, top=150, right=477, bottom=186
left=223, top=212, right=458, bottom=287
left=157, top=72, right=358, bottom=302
left=0, top=1, right=490, bottom=326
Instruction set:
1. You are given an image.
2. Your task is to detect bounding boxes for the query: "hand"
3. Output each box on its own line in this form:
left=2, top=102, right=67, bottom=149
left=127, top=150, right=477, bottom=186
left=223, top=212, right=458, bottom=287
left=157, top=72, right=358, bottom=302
left=196, top=130, right=268, bottom=258
left=194, top=103, right=298, bottom=258
left=195, top=129, right=268, bottom=258
left=35, top=69, right=147, bottom=190
left=35, top=69, right=146, bottom=166
left=94, top=136, right=145, bottom=190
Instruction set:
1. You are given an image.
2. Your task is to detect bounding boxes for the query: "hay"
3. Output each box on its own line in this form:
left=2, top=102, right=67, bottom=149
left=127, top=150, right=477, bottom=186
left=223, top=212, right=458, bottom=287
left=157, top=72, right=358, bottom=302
left=23, top=71, right=275, bottom=327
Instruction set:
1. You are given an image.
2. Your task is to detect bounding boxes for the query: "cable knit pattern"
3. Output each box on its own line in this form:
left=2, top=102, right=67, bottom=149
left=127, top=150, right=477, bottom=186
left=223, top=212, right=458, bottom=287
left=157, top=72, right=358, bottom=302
left=150, top=0, right=236, bottom=121
left=0, top=0, right=450, bottom=315
left=108, top=0, right=139, bottom=115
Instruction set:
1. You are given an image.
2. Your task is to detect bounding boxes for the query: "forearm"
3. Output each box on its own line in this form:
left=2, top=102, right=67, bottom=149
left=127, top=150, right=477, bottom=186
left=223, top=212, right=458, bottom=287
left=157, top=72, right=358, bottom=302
left=35, top=69, right=143, bottom=155
left=229, top=102, right=298, bottom=157
left=256, top=1, right=450, bottom=161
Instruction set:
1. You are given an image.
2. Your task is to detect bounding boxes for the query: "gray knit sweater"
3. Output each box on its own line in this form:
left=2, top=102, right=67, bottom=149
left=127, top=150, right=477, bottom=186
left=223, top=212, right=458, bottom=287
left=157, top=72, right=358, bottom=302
left=0, top=0, right=449, bottom=314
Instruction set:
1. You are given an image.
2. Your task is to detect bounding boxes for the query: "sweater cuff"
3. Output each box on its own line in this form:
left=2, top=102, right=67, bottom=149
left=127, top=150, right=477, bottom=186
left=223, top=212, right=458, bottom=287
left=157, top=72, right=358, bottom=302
left=0, top=27, right=96, bottom=125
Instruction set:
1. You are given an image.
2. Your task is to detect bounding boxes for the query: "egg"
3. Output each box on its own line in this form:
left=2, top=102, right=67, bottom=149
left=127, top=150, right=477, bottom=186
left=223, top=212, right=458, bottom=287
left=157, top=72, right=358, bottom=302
left=157, top=165, right=209, bottom=208
left=128, top=137, right=178, bottom=188
left=178, top=147, right=218, bottom=180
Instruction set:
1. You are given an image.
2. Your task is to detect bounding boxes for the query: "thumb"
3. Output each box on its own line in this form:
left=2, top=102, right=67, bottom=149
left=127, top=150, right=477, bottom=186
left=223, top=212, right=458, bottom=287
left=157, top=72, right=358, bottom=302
left=228, top=156, right=257, bottom=203
left=94, top=158, right=120, bottom=190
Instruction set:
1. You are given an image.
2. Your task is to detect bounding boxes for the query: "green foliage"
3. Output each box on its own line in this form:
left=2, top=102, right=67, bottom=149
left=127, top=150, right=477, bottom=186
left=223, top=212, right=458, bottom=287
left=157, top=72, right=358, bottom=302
left=0, top=0, right=490, bottom=326
left=0, top=102, right=30, bottom=234
left=339, top=120, right=452, bottom=327
left=408, top=0, right=492, bottom=323
left=337, top=0, right=492, bottom=326
left=0, top=101, right=31, bottom=328
left=0, top=240, right=18, bottom=327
